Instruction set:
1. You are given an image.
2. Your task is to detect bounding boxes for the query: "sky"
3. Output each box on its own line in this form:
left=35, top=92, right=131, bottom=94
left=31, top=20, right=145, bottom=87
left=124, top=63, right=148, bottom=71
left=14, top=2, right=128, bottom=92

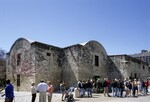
left=0, top=0, right=150, bottom=55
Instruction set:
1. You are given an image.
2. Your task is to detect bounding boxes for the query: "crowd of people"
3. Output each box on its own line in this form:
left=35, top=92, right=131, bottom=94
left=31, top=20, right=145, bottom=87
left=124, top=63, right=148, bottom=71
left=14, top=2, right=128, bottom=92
left=77, top=78, right=111, bottom=98
left=1, top=77, right=150, bottom=102
left=110, top=78, right=148, bottom=97
left=31, top=79, right=55, bottom=102
left=77, top=77, right=149, bottom=98
left=1, top=79, right=54, bottom=102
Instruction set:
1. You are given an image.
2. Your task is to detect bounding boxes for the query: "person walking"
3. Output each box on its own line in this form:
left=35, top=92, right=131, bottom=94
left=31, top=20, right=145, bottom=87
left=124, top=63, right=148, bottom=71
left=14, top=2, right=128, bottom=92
left=37, top=79, right=49, bottom=102
left=31, top=83, right=37, bottom=102
left=47, top=81, right=54, bottom=102
left=2, top=79, right=14, bottom=102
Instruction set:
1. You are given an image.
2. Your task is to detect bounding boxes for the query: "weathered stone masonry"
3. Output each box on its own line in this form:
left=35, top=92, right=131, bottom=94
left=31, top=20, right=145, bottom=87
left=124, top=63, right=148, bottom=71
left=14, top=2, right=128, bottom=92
left=6, top=38, right=150, bottom=91
left=108, top=55, right=150, bottom=80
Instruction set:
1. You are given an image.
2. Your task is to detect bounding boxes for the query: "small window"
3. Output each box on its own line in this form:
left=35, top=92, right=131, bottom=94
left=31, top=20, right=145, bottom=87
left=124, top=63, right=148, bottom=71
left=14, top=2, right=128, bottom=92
left=129, top=73, right=133, bottom=79
left=47, top=53, right=51, bottom=56
left=134, top=73, right=137, bottom=79
left=143, top=66, right=145, bottom=70
left=95, top=55, right=99, bottom=66
left=17, top=74, right=20, bottom=86
left=17, top=53, right=21, bottom=66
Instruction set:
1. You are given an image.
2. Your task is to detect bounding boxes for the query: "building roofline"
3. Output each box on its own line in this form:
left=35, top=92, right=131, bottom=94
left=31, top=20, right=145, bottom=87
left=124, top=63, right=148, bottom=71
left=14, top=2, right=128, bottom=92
left=9, top=38, right=31, bottom=53
left=31, top=41, right=62, bottom=49
left=109, top=54, right=149, bottom=65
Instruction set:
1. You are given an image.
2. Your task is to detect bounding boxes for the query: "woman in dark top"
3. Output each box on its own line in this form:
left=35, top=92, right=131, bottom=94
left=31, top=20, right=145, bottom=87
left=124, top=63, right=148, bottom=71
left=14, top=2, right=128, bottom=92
left=60, top=81, right=66, bottom=101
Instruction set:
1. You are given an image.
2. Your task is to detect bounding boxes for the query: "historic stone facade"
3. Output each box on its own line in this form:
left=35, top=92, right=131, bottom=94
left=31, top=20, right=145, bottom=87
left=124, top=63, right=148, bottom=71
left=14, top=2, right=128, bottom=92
left=108, top=55, right=150, bottom=80
left=6, top=38, right=108, bottom=91
left=6, top=38, right=150, bottom=91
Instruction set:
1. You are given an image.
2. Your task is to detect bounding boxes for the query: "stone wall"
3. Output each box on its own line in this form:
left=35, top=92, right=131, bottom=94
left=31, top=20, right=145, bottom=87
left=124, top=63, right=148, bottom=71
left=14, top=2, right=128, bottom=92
left=31, top=42, right=63, bottom=90
left=7, top=38, right=110, bottom=91
left=62, top=41, right=109, bottom=87
left=7, top=38, right=150, bottom=92
left=84, top=41, right=108, bottom=78
left=63, top=45, right=80, bottom=87
left=109, top=55, right=150, bottom=80
left=7, top=38, right=35, bottom=91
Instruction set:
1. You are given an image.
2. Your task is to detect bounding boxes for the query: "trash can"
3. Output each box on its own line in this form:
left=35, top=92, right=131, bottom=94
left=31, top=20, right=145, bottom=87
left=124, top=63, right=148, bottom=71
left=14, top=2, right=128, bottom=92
left=74, top=88, right=80, bottom=98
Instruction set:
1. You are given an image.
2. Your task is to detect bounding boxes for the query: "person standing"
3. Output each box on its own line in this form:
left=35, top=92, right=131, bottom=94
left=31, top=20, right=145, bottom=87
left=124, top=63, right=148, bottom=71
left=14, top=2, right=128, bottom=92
left=118, top=79, right=124, bottom=97
left=37, top=79, right=49, bottom=102
left=2, top=79, right=14, bottom=102
left=77, top=80, right=84, bottom=97
left=31, top=83, right=37, bottom=102
left=47, top=81, right=54, bottom=102
left=86, top=79, right=93, bottom=97
left=103, top=78, right=111, bottom=97
left=60, top=81, right=66, bottom=101
left=137, top=79, right=142, bottom=95
left=142, top=79, right=146, bottom=95
left=132, top=79, right=138, bottom=97
left=111, top=79, right=117, bottom=97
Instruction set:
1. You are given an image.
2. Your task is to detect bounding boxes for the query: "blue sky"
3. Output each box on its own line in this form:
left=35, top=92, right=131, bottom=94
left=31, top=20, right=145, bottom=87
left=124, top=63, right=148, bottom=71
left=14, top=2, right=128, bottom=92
left=0, top=0, right=150, bottom=55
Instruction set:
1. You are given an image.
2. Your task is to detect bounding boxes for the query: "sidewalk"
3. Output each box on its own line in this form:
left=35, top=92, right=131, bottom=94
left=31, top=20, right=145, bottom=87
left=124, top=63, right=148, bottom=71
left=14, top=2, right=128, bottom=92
left=0, top=91, right=150, bottom=102
left=0, top=91, right=61, bottom=102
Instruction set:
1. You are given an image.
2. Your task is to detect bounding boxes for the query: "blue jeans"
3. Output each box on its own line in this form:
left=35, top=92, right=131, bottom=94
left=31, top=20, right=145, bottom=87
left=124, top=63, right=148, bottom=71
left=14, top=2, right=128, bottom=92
left=112, top=87, right=118, bottom=97
left=79, top=88, right=86, bottom=96
left=118, top=88, right=123, bottom=97
left=86, top=88, right=92, bottom=97
left=142, top=87, right=146, bottom=95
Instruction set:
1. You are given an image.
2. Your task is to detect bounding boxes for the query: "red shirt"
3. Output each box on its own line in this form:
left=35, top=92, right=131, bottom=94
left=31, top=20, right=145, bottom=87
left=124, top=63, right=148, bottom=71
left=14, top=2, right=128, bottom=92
left=47, top=85, right=54, bottom=93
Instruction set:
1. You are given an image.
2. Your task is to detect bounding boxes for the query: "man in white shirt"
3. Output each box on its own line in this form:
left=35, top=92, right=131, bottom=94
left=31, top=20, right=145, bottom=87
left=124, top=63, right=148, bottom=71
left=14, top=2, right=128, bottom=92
left=31, top=83, right=37, bottom=102
left=37, top=79, right=49, bottom=102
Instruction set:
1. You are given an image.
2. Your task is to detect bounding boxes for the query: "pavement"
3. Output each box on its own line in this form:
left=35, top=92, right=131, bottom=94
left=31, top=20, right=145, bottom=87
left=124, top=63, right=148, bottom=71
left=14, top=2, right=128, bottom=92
left=0, top=91, right=150, bottom=102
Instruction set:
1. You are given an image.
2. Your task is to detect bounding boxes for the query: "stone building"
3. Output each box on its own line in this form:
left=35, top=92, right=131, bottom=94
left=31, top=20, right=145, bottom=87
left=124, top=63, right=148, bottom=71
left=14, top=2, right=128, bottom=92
left=6, top=38, right=108, bottom=91
left=130, top=50, right=150, bottom=64
left=6, top=38, right=150, bottom=91
left=108, top=54, right=150, bottom=80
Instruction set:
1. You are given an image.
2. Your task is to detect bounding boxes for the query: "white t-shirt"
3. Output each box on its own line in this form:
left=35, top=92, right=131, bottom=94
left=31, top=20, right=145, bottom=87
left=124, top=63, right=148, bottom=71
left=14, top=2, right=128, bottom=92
left=37, top=82, right=48, bottom=92
left=31, top=86, right=37, bottom=94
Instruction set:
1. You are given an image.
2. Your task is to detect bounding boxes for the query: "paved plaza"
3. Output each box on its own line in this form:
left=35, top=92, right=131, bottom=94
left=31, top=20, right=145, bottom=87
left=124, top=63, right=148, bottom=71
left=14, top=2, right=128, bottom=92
left=0, top=91, right=150, bottom=102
